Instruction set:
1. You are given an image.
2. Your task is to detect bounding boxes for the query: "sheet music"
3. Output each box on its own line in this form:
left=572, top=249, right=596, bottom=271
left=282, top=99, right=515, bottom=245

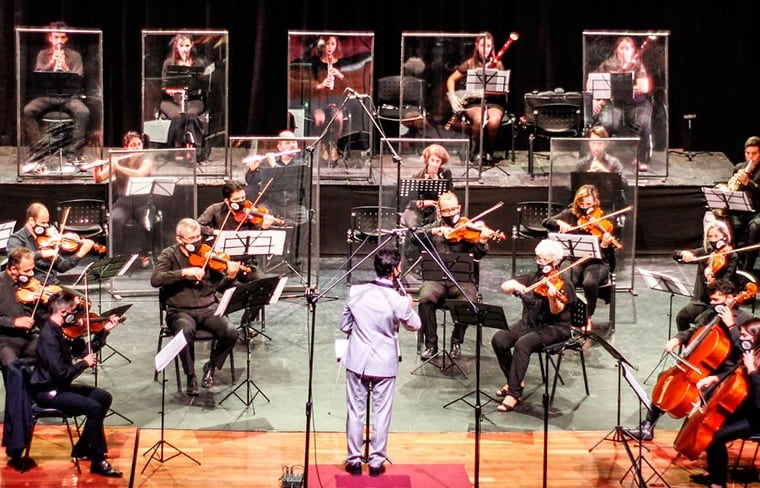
left=215, top=287, right=236, bottom=316
left=638, top=268, right=692, bottom=297
left=334, top=338, right=349, bottom=362
left=155, top=331, right=187, bottom=372
left=269, top=276, right=288, bottom=304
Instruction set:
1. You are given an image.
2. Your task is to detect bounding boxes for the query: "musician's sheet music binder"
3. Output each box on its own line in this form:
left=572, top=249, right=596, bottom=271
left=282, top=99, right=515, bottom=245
left=587, top=72, right=633, bottom=101
left=214, top=230, right=287, bottom=258
left=702, top=186, right=755, bottom=213
left=548, top=232, right=602, bottom=260
left=32, top=71, right=84, bottom=97
left=465, top=68, right=510, bottom=95
left=399, top=178, right=449, bottom=199
left=446, top=299, right=508, bottom=331
left=162, top=65, right=204, bottom=91
left=125, top=177, right=178, bottom=197
left=214, top=276, right=286, bottom=317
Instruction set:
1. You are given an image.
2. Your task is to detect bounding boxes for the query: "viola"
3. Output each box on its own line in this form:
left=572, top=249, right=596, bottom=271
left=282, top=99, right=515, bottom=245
left=187, top=243, right=252, bottom=274
left=444, top=217, right=506, bottom=244
left=576, top=207, right=623, bottom=251
left=37, top=230, right=107, bottom=254
left=651, top=283, right=757, bottom=418
left=232, top=200, right=285, bottom=227
left=15, top=277, right=63, bottom=305
left=673, top=366, right=749, bottom=460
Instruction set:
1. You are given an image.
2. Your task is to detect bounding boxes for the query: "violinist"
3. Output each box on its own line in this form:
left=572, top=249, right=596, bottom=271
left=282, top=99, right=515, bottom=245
left=542, top=184, right=616, bottom=329
left=674, top=219, right=737, bottom=333
left=30, top=290, right=122, bottom=477
left=414, top=191, right=492, bottom=361
left=625, top=279, right=753, bottom=442
left=339, top=249, right=420, bottom=476
left=688, top=318, right=760, bottom=488
left=491, top=239, right=576, bottom=412
left=150, top=218, right=251, bottom=396
left=7, top=202, right=95, bottom=285
left=0, top=247, right=40, bottom=379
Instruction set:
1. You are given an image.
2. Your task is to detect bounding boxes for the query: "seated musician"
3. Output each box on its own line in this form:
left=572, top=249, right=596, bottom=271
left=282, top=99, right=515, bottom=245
left=674, top=219, right=737, bottom=333
left=542, top=184, right=618, bottom=329
left=0, top=247, right=41, bottom=380
left=492, top=239, right=576, bottom=412
left=7, top=202, right=95, bottom=285
left=445, top=32, right=505, bottom=164
left=30, top=290, right=123, bottom=477
left=686, top=318, right=760, bottom=488
left=625, top=278, right=753, bottom=441
left=413, top=191, right=493, bottom=361
left=150, top=218, right=252, bottom=396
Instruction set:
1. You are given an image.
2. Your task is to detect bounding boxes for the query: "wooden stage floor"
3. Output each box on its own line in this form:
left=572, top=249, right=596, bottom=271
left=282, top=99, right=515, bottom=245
left=2, top=425, right=758, bottom=487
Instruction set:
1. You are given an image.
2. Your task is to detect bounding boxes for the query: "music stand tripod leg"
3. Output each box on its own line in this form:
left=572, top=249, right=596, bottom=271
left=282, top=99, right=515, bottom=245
left=220, top=323, right=270, bottom=409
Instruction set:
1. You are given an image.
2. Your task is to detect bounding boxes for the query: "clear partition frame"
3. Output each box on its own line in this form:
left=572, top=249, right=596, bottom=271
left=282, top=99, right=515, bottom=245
left=228, top=136, right=316, bottom=289
left=400, top=32, right=495, bottom=141
left=16, top=27, right=103, bottom=180
left=107, top=148, right=198, bottom=295
left=287, top=30, right=374, bottom=172
left=142, top=29, right=229, bottom=177
left=582, top=30, right=670, bottom=178
left=548, top=136, right=639, bottom=292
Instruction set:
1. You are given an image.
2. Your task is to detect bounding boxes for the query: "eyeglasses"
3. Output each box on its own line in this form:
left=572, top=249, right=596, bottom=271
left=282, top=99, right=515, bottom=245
left=535, top=256, right=553, bottom=266
left=439, top=207, right=459, bottom=216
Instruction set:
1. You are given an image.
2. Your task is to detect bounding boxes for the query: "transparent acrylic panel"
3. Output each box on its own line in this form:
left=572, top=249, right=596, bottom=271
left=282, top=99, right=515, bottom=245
left=228, top=136, right=315, bottom=289
left=107, top=148, right=198, bottom=295
left=16, top=27, right=104, bottom=180
left=142, top=30, right=229, bottom=176
left=549, top=137, right=639, bottom=291
left=583, top=31, right=670, bottom=178
left=287, top=31, right=374, bottom=169
left=400, top=32, right=506, bottom=142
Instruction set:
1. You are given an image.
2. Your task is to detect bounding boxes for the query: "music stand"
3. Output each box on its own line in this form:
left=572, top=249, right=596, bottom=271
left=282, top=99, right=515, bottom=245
left=143, top=331, right=201, bottom=473
left=702, top=186, right=755, bottom=215
left=466, top=68, right=511, bottom=178
left=31, top=71, right=84, bottom=97
left=638, top=268, right=692, bottom=384
left=442, top=300, right=506, bottom=412
left=218, top=276, right=285, bottom=409
left=548, top=232, right=601, bottom=261
left=399, top=178, right=449, bottom=200
left=215, top=230, right=287, bottom=339
left=619, top=363, right=671, bottom=488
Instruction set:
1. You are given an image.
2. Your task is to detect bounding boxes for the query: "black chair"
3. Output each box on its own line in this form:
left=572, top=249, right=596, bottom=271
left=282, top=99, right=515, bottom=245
left=376, top=75, right=429, bottom=138
left=538, top=299, right=590, bottom=405
left=731, top=433, right=760, bottom=487
left=154, top=299, right=236, bottom=392
left=0, top=220, right=15, bottom=271
left=56, top=198, right=108, bottom=242
left=26, top=404, right=82, bottom=473
left=527, top=102, right=582, bottom=176
left=346, top=206, right=397, bottom=283
left=510, top=201, right=566, bottom=275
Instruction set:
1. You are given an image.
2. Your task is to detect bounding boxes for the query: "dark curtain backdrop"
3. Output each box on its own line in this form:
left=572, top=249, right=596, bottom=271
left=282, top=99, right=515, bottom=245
left=1, top=0, right=758, bottom=162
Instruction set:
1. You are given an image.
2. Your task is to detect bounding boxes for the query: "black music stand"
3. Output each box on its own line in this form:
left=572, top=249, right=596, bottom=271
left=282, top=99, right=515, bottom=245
left=218, top=276, right=284, bottom=409
left=442, top=299, right=506, bottom=412
left=466, top=67, right=511, bottom=179
left=126, top=177, right=177, bottom=259
left=702, top=186, right=755, bottom=215
left=399, top=178, right=450, bottom=201
left=619, top=363, right=671, bottom=488
left=638, top=268, right=692, bottom=384
left=143, top=331, right=201, bottom=473
left=548, top=232, right=601, bottom=262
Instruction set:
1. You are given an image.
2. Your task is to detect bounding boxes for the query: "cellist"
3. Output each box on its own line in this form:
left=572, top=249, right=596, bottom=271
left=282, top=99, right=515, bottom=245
left=625, top=279, right=752, bottom=441
left=542, top=184, right=618, bottom=330
left=688, top=318, right=760, bottom=488
left=674, top=218, right=737, bottom=334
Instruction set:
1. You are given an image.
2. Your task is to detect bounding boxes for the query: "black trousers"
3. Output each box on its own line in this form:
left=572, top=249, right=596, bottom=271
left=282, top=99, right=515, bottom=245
left=418, top=280, right=477, bottom=350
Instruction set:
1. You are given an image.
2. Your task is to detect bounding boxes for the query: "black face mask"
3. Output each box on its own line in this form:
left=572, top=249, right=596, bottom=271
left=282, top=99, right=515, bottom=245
left=183, top=240, right=204, bottom=254
left=33, top=223, right=49, bottom=236
left=15, top=273, right=31, bottom=286
left=228, top=201, right=244, bottom=212
left=62, top=310, right=78, bottom=325
left=740, top=339, right=753, bottom=352
left=442, top=214, right=459, bottom=226
left=709, top=239, right=726, bottom=250
left=537, top=263, right=553, bottom=274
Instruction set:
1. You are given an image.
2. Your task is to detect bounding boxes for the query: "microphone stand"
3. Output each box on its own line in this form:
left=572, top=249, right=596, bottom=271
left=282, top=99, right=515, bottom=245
left=305, top=91, right=352, bottom=170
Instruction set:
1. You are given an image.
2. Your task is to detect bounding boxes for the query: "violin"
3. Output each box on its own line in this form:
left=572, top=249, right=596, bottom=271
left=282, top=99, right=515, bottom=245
left=36, top=230, right=107, bottom=254
left=232, top=200, right=285, bottom=227
left=187, top=243, right=252, bottom=274
left=651, top=283, right=757, bottom=419
left=708, top=244, right=731, bottom=278
left=62, top=312, right=126, bottom=340
left=444, top=217, right=506, bottom=244
left=534, top=273, right=568, bottom=303
left=673, top=365, right=749, bottom=459
left=576, top=207, right=623, bottom=251
left=15, top=277, right=63, bottom=305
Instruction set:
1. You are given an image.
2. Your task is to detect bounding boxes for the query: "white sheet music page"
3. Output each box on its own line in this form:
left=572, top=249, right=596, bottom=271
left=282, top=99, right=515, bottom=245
left=155, top=331, right=188, bottom=372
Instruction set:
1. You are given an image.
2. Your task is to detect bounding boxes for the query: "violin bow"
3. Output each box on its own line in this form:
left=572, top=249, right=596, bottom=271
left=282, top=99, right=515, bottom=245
left=202, top=211, right=233, bottom=271
left=522, top=255, right=593, bottom=294
left=32, top=207, right=72, bottom=318
left=235, top=177, right=275, bottom=232
left=448, top=201, right=504, bottom=234
left=688, top=242, right=760, bottom=262
left=564, top=205, right=633, bottom=233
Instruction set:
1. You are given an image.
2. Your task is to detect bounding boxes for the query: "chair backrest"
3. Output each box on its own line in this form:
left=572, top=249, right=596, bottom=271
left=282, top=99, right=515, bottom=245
left=350, top=206, right=397, bottom=239
left=516, top=201, right=565, bottom=237
left=56, top=199, right=107, bottom=230
left=569, top=299, right=588, bottom=329
left=533, top=103, right=582, bottom=135
left=377, top=76, right=425, bottom=106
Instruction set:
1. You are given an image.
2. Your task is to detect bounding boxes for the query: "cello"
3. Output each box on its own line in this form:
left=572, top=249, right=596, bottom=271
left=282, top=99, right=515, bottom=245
left=651, top=283, right=757, bottom=419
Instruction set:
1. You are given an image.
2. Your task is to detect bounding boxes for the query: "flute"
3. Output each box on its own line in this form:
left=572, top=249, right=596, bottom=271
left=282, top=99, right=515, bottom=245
left=242, top=148, right=300, bottom=165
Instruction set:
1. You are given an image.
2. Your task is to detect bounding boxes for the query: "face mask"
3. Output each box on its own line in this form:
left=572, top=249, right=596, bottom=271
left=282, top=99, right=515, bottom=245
left=62, top=310, right=78, bottom=325
left=740, top=339, right=753, bottom=352
left=228, top=201, right=244, bottom=212
left=33, top=223, right=49, bottom=236
left=709, top=239, right=726, bottom=250
left=183, top=239, right=204, bottom=254
left=537, top=262, right=553, bottom=274
left=15, top=273, right=31, bottom=285
left=442, top=214, right=459, bottom=226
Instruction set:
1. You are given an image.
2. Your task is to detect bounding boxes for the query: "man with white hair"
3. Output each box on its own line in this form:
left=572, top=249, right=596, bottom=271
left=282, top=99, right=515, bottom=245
left=491, top=239, right=576, bottom=412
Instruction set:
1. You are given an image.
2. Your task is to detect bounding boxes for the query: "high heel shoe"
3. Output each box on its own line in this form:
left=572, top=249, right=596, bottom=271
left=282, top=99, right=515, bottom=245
left=495, top=384, right=509, bottom=397
left=496, top=395, right=519, bottom=412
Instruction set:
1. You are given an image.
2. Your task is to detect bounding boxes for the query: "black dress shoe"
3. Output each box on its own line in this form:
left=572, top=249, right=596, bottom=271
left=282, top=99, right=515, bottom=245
left=90, top=459, right=123, bottom=477
left=420, top=347, right=437, bottom=360
left=450, top=343, right=462, bottom=359
left=623, top=420, right=654, bottom=441
left=344, top=462, right=362, bottom=476
left=187, top=375, right=199, bottom=396
left=369, top=464, right=386, bottom=477
left=688, top=472, right=712, bottom=486
left=202, top=362, right=215, bottom=388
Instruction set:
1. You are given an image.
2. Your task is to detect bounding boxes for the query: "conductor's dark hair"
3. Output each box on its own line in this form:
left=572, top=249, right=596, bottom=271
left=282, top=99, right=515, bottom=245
left=374, top=249, right=401, bottom=278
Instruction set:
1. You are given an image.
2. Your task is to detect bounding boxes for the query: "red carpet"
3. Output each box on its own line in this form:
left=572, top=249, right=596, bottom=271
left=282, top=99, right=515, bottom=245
left=308, top=464, right=471, bottom=487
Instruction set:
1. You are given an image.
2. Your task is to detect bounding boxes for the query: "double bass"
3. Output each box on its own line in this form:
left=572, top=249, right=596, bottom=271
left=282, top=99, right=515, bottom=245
left=651, top=283, right=757, bottom=418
